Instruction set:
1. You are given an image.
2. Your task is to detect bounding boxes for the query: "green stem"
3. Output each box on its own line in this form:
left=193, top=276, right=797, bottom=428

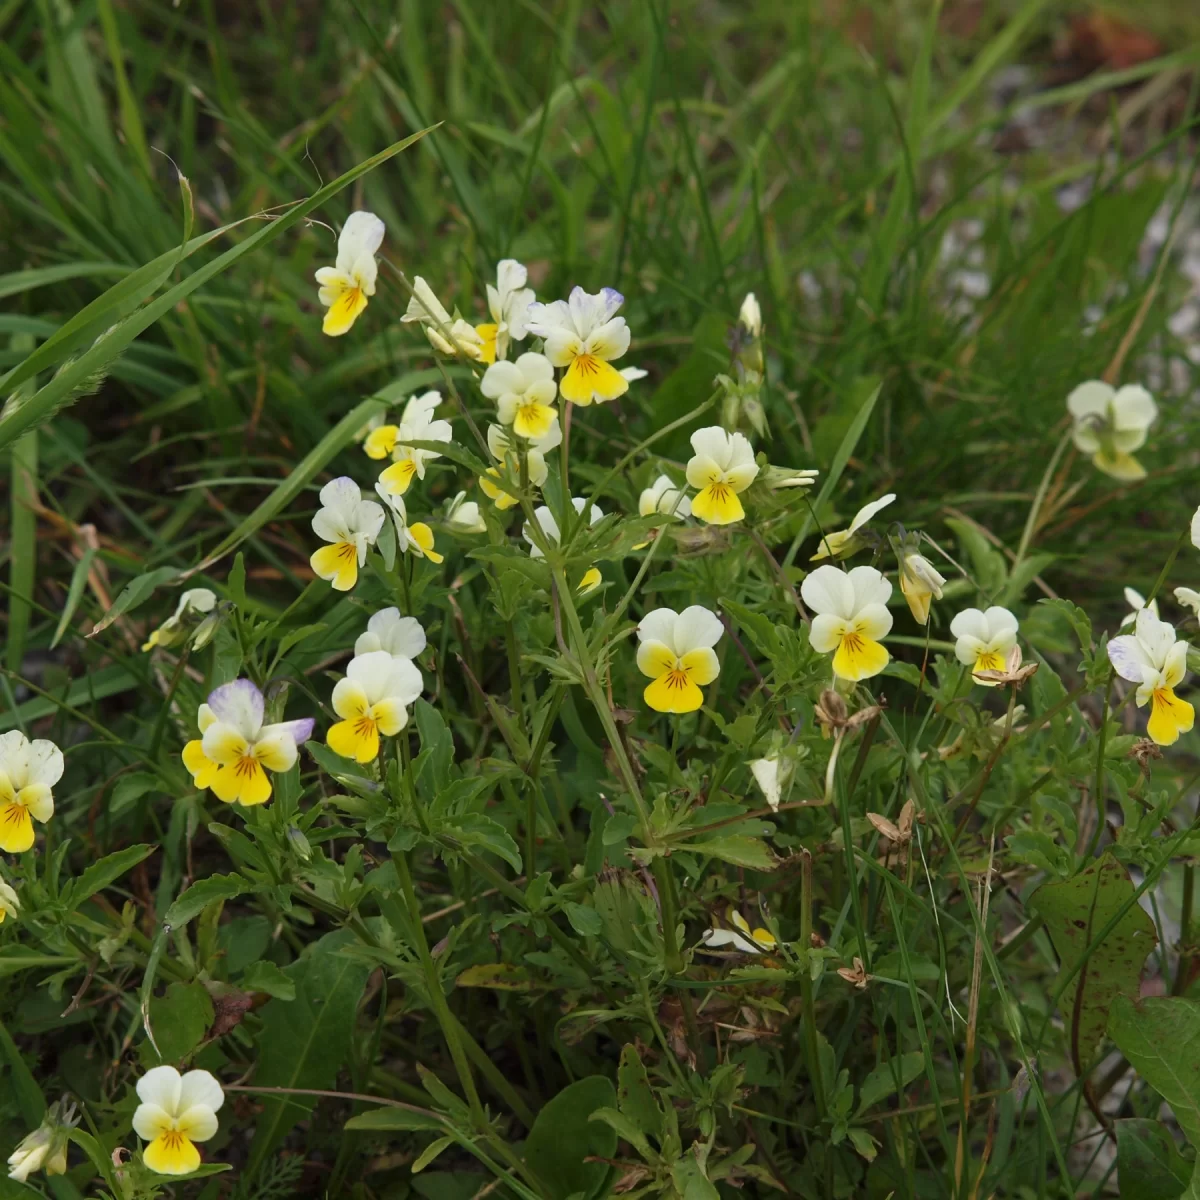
left=1013, top=426, right=1072, bottom=571
left=1086, top=668, right=1115, bottom=858
left=553, top=566, right=652, bottom=837
left=798, top=849, right=827, bottom=1120
left=389, top=850, right=485, bottom=1126
left=1174, top=863, right=1194, bottom=995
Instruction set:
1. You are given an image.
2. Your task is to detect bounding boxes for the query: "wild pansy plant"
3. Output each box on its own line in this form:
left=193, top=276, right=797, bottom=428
left=9, top=244, right=1200, bottom=1200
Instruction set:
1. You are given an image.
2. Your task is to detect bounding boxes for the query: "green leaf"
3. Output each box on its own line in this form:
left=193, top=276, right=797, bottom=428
left=1115, top=1118, right=1191, bottom=1200
left=1031, top=853, right=1157, bottom=1073
left=617, top=1044, right=662, bottom=1140
left=64, top=843, right=155, bottom=910
left=0, top=129, right=436, bottom=453
left=855, top=1051, right=926, bottom=1116
left=787, top=377, right=882, bottom=560
left=523, top=1076, right=618, bottom=1200
left=455, top=963, right=533, bottom=991
left=562, top=902, right=603, bottom=937
left=165, top=873, right=251, bottom=927
left=242, top=960, right=297, bottom=1001
left=344, top=1107, right=447, bottom=1133
left=89, top=566, right=180, bottom=636
left=246, top=930, right=373, bottom=1174
left=945, top=516, right=1007, bottom=599
left=193, top=395, right=387, bottom=574
left=437, top=812, right=522, bottom=872
left=141, top=982, right=214, bottom=1066
left=413, top=1135, right=457, bottom=1173
left=1110, top=996, right=1200, bottom=1200
left=0, top=1014, right=44, bottom=1124
left=690, top=835, right=779, bottom=871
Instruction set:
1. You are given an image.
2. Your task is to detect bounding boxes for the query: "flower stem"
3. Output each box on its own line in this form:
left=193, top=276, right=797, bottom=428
left=389, top=849, right=485, bottom=1125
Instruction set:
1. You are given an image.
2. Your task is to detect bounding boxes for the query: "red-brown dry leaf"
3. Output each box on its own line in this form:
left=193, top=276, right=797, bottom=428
left=1067, top=12, right=1162, bottom=71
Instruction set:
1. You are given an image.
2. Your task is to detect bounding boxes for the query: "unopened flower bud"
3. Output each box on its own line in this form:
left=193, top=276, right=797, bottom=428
left=7, top=1099, right=77, bottom=1183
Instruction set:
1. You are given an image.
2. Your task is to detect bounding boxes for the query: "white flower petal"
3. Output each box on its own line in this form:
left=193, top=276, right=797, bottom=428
left=673, top=606, right=724, bottom=653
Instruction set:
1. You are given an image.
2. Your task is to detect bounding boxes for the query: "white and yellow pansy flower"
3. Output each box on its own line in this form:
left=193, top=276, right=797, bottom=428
left=1175, top=587, right=1200, bottom=617
left=950, top=606, right=1019, bottom=685
left=525, top=286, right=631, bottom=405
left=0, top=874, right=18, bottom=923
left=133, top=1066, right=224, bottom=1176
left=700, top=908, right=776, bottom=955
left=480, top=421, right=560, bottom=510
left=812, top=494, right=896, bottom=561
left=354, top=608, right=426, bottom=662
left=446, top=491, right=487, bottom=533
left=198, top=681, right=314, bottom=808
left=327, top=651, right=423, bottom=764
left=1192, top=504, right=1200, bottom=550
left=685, top=426, right=759, bottom=525
left=309, top=477, right=385, bottom=592
left=367, top=391, right=454, bottom=496
left=0, top=731, right=63, bottom=854
left=374, top=489, right=444, bottom=564
left=402, top=277, right=484, bottom=359
left=639, top=474, right=692, bottom=520
left=1107, top=607, right=1194, bottom=746
left=801, top=565, right=893, bottom=682
left=1067, top=380, right=1157, bottom=481
left=1120, top=586, right=1159, bottom=628
left=898, top=551, right=946, bottom=625
left=142, top=588, right=217, bottom=652
left=635, top=605, right=723, bottom=714
left=482, top=352, right=559, bottom=440
left=182, top=703, right=219, bottom=793
left=315, top=211, right=385, bottom=337
left=476, top=258, right=535, bottom=363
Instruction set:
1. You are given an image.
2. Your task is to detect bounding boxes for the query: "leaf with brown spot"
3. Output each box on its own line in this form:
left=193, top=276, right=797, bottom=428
left=1030, top=853, right=1156, bottom=1075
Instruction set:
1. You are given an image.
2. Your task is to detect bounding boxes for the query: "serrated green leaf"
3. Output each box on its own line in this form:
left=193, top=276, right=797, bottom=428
left=165, top=873, right=251, bottom=927
left=64, top=843, right=155, bottom=910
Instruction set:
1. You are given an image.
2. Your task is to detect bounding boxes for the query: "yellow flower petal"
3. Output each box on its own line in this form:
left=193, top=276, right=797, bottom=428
left=182, top=740, right=219, bottom=790
left=644, top=669, right=705, bottom=714
left=972, top=649, right=1005, bottom=685
left=409, top=523, right=443, bottom=563
left=560, top=354, right=628, bottom=405
left=379, top=458, right=418, bottom=496
left=899, top=572, right=932, bottom=624
left=479, top=469, right=518, bottom=510
left=328, top=717, right=380, bottom=764
left=475, top=323, right=498, bottom=364
left=577, top=567, right=602, bottom=595
left=144, top=1131, right=200, bottom=1176
left=364, top=425, right=399, bottom=460
left=678, top=647, right=720, bottom=687
left=0, top=803, right=34, bottom=853
left=322, top=286, right=368, bottom=337
left=311, top=542, right=359, bottom=591
left=211, top=758, right=273, bottom=807
left=1148, top=687, right=1195, bottom=746
left=691, top=482, right=745, bottom=526
left=832, top=631, right=889, bottom=682
left=512, top=402, right=557, bottom=441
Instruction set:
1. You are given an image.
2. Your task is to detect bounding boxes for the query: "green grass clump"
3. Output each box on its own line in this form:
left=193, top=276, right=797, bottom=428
left=3, top=2, right=1200, bottom=1198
